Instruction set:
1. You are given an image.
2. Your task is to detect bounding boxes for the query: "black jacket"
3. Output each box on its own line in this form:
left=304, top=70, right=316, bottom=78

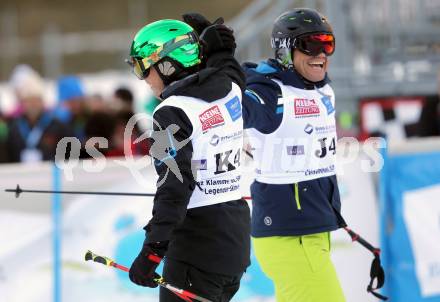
left=145, top=51, right=250, bottom=276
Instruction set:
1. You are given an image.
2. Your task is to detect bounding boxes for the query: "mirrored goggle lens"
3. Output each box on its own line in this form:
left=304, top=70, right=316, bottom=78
left=296, top=34, right=335, bottom=56
left=309, top=34, right=334, bottom=42
left=126, top=58, right=150, bottom=79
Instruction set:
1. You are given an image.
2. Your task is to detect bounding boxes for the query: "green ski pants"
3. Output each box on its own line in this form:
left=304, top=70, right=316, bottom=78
left=253, top=232, right=346, bottom=302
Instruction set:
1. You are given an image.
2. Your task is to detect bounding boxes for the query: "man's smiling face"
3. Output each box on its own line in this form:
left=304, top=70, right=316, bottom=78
left=293, top=49, right=328, bottom=83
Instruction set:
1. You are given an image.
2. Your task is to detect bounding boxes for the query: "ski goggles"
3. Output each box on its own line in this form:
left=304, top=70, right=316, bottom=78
left=126, top=56, right=151, bottom=80
left=294, top=33, right=335, bottom=56
left=126, top=32, right=198, bottom=80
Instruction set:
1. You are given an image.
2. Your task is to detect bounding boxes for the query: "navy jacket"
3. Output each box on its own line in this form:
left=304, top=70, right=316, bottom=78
left=242, top=59, right=346, bottom=237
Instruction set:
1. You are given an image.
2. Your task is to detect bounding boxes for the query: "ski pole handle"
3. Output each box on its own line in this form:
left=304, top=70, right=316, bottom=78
left=85, top=250, right=129, bottom=272
left=84, top=250, right=212, bottom=302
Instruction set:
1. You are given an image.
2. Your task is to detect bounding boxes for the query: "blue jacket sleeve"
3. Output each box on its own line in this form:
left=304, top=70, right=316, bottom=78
left=242, top=69, right=283, bottom=134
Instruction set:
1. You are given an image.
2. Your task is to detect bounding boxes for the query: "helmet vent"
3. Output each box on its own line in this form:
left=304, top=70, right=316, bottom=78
left=288, top=27, right=298, bottom=31
left=169, top=28, right=178, bottom=31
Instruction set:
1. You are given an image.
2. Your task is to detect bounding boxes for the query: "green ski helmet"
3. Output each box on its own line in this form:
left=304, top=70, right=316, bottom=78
left=128, top=19, right=201, bottom=80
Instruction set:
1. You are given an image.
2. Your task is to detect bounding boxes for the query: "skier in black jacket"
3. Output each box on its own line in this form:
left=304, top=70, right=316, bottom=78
left=127, top=17, right=250, bottom=302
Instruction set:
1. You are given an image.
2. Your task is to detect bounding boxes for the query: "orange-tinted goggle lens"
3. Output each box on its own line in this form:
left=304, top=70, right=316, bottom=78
left=296, top=34, right=335, bottom=56
left=310, top=34, right=334, bottom=42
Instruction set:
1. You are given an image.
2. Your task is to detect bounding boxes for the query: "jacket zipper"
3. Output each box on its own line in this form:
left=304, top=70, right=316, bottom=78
left=294, top=183, right=301, bottom=210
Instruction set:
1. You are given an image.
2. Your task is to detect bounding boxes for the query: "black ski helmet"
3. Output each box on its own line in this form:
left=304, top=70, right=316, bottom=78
left=271, top=8, right=333, bottom=49
left=271, top=8, right=334, bottom=68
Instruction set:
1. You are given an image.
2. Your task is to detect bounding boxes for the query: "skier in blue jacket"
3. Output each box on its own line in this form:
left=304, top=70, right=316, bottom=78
left=241, top=8, right=347, bottom=302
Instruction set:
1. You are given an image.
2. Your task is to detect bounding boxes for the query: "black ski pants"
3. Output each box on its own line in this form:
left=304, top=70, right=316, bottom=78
left=160, top=258, right=243, bottom=302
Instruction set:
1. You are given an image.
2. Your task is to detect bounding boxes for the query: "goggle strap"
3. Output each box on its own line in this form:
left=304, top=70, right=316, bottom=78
left=140, top=33, right=197, bottom=70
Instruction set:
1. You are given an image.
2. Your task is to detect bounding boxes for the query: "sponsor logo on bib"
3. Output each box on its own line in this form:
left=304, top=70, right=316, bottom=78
left=304, top=123, right=314, bottom=134
left=315, top=124, right=336, bottom=134
left=294, top=98, right=320, bottom=117
left=304, top=164, right=335, bottom=176
left=199, top=105, right=225, bottom=132
left=225, top=96, right=242, bottom=121
left=210, top=134, right=220, bottom=146
left=192, top=159, right=208, bottom=170
left=320, top=95, right=335, bottom=115
left=210, top=130, right=243, bottom=147
left=286, top=145, right=305, bottom=155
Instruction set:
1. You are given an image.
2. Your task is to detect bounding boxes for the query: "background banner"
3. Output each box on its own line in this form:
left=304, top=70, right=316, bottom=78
left=380, top=144, right=440, bottom=301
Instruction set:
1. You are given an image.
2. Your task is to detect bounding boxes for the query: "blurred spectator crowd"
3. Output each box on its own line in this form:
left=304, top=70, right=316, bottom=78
left=1, top=64, right=439, bottom=165
left=0, top=65, right=151, bottom=164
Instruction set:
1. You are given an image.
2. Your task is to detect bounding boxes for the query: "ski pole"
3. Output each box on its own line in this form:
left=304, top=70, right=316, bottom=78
left=5, top=148, right=253, bottom=198
left=84, top=250, right=212, bottom=302
left=344, top=227, right=380, bottom=255
left=5, top=185, right=155, bottom=198
left=343, top=227, right=388, bottom=300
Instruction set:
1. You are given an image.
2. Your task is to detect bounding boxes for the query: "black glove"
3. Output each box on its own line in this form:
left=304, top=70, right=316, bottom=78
left=182, top=13, right=234, bottom=56
left=129, top=242, right=165, bottom=288
left=200, top=24, right=236, bottom=56
left=182, top=12, right=224, bottom=35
